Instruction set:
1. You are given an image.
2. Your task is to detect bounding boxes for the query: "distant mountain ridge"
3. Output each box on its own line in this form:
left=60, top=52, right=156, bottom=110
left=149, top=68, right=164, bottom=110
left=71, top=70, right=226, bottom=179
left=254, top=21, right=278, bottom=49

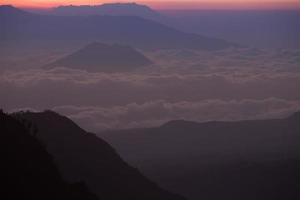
left=52, top=3, right=162, bottom=20
left=100, top=112, right=300, bottom=200
left=0, top=5, right=237, bottom=50
left=47, top=42, right=153, bottom=72
left=102, top=112, right=300, bottom=163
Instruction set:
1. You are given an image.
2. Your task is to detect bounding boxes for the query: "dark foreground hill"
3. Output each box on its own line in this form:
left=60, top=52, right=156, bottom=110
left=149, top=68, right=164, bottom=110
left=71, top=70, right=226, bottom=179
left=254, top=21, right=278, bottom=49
left=0, top=111, right=98, bottom=200
left=0, top=5, right=236, bottom=50
left=100, top=112, right=300, bottom=200
left=16, top=110, right=186, bottom=200
left=47, top=42, right=153, bottom=72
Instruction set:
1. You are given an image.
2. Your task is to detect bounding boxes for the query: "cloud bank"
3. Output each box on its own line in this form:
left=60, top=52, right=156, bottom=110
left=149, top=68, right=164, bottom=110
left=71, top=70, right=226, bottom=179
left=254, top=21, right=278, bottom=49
left=1, top=47, right=300, bottom=130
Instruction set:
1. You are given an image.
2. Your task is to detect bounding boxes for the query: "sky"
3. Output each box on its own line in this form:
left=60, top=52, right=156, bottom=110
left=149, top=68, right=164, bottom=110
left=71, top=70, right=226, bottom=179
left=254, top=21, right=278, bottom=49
left=1, top=0, right=300, bottom=9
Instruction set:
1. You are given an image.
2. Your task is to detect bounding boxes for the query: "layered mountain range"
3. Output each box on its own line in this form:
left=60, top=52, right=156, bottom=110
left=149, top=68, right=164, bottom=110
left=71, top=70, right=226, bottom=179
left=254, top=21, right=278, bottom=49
left=0, top=5, right=236, bottom=50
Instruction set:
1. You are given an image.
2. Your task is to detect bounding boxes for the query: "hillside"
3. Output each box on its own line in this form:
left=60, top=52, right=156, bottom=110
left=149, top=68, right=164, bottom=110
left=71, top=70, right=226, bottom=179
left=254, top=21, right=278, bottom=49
left=0, top=111, right=98, bottom=200
left=16, top=110, right=186, bottom=200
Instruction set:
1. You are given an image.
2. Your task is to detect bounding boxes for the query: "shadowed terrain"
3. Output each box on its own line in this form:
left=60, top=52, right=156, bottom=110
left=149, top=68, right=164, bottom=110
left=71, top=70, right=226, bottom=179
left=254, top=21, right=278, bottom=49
left=0, top=111, right=98, bottom=200
left=15, top=110, right=186, bottom=200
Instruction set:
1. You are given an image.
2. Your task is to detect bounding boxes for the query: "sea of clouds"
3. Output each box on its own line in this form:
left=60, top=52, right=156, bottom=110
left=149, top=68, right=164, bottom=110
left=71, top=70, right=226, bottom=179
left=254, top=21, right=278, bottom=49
left=1, top=47, right=300, bottom=131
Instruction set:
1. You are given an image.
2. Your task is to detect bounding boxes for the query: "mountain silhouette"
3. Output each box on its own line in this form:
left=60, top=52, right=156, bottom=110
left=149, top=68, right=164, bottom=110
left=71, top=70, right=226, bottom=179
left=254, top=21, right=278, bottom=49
left=0, top=111, right=98, bottom=200
left=47, top=42, right=153, bottom=72
left=0, top=5, right=236, bottom=50
left=52, top=3, right=162, bottom=20
left=101, top=112, right=300, bottom=200
left=103, top=113, right=300, bottom=163
left=16, top=110, right=186, bottom=200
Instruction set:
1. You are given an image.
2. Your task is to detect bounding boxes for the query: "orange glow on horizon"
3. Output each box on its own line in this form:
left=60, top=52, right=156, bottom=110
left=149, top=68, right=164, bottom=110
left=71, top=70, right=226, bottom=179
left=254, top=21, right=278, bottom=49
left=1, top=0, right=300, bottom=10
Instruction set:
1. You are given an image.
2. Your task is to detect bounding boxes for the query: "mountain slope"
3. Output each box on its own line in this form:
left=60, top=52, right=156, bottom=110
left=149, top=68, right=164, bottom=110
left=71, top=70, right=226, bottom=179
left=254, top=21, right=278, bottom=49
left=0, top=111, right=98, bottom=200
left=161, top=10, right=300, bottom=49
left=100, top=112, right=300, bottom=200
left=17, top=110, right=186, bottom=200
left=0, top=5, right=236, bottom=50
left=47, top=42, right=153, bottom=72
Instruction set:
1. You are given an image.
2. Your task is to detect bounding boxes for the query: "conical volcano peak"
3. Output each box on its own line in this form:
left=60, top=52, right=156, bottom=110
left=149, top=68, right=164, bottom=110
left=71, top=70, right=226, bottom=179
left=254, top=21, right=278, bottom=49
left=47, top=42, right=153, bottom=72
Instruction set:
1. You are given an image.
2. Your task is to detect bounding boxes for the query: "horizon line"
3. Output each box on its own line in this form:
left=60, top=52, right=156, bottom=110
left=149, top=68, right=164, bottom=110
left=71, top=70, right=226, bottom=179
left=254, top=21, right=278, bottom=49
left=2, top=5, right=300, bottom=12
left=2, top=1, right=300, bottom=10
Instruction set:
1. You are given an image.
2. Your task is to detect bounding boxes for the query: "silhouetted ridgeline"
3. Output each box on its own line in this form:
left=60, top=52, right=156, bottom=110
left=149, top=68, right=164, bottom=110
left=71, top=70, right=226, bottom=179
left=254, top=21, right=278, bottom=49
left=0, top=5, right=236, bottom=50
left=13, top=110, right=186, bottom=200
left=101, top=112, right=300, bottom=200
left=0, top=111, right=98, bottom=200
left=52, top=3, right=162, bottom=21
